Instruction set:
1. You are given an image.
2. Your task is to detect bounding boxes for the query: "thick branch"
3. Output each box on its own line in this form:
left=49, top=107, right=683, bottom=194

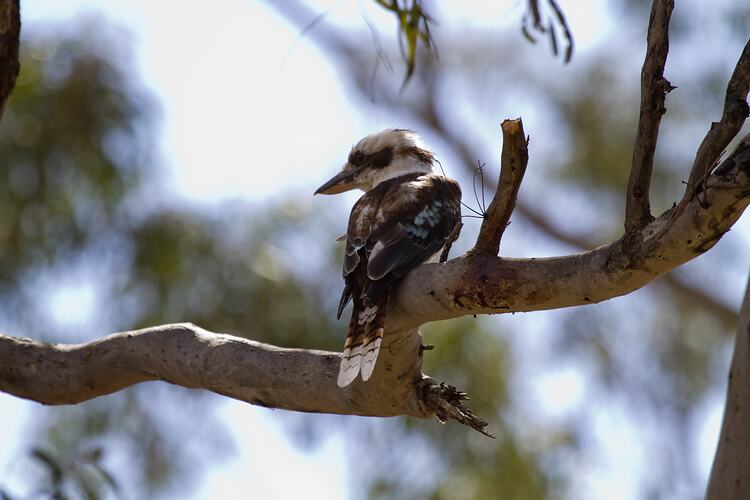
left=0, top=0, right=20, bottom=122
left=625, top=0, right=674, bottom=232
left=390, top=135, right=750, bottom=329
left=513, top=203, right=737, bottom=323
left=0, top=323, right=491, bottom=435
left=0, top=323, right=423, bottom=414
left=706, top=272, right=750, bottom=499
left=7, top=131, right=742, bottom=423
left=403, top=86, right=737, bottom=322
left=471, top=118, right=528, bottom=255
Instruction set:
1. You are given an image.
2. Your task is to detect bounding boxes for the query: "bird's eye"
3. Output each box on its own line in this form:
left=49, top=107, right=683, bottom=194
left=351, top=151, right=365, bottom=165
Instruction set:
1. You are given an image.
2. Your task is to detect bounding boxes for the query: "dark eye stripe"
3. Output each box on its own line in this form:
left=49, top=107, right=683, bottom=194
left=348, top=146, right=393, bottom=169
left=349, top=150, right=365, bottom=165
left=369, top=146, right=393, bottom=169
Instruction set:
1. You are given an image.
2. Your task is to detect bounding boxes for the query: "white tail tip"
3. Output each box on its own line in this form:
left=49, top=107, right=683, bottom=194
left=360, top=335, right=382, bottom=381
left=337, top=344, right=362, bottom=388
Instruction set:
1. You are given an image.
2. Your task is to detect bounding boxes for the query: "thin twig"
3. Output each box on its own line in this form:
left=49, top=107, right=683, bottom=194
left=470, top=118, right=529, bottom=255
left=624, top=0, right=675, bottom=234
left=547, top=0, right=573, bottom=63
left=439, top=221, right=463, bottom=263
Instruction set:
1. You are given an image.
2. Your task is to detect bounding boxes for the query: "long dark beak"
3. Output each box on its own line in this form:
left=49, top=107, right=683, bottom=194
left=314, top=168, right=358, bottom=195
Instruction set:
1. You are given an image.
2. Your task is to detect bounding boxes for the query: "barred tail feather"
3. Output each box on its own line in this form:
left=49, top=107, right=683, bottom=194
left=337, top=295, right=388, bottom=387
left=360, top=296, right=388, bottom=382
left=338, top=315, right=364, bottom=387
left=338, top=343, right=362, bottom=387
left=360, top=331, right=383, bottom=381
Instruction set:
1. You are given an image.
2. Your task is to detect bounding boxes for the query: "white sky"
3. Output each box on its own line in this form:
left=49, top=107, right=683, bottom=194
left=1, top=0, right=746, bottom=499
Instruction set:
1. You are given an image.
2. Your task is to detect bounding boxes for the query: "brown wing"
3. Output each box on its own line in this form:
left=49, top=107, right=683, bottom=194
left=338, top=173, right=461, bottom=314
left=336, top=174, right=461, bottom=387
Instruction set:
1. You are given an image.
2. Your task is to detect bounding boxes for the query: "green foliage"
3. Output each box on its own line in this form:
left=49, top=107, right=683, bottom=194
left=26, top=444, right=118, bottom=500
left=0, top=21, right=229, bottom=499
left=416, top=319, right=558, bottom=500
left=1, top=19, right=347, bottom=499
left=374, top=0, right=435, bottom=86
left=369, top=0, right=573, bottom=86
left=0, top=24, right=151, bottom=283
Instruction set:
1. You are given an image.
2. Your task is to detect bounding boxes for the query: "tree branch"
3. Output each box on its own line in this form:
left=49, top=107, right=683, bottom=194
left=674, top=38, right=750, bottom=223
left=513, top=202, right=738, bottom=323
left=2, top=0, right=747, bottom=442
left=0, top=322, right=491, bottom=435
left=439, top=220, right=462, bottom=263
left=5, top=132, right=745, bottom=426
left=262, top=0, right=739, bottom=324
left=706, top=271, right=750, bottom=499
left=0, top=0, right=20, bottom=122
left=390, top=135, right=750, bottom=329
left=471, top=118, right=529, bottom=256
left=625, top=0, right=674, bottom=233
left=5, top=129, right=746, bottom=426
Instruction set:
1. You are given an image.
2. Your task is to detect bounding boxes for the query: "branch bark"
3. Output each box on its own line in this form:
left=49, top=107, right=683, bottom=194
left=0, top=323, right=490, bottom=434
left=706, top=271, right=750, bottom=500
left=0, top=0, right=20, bottom=122
left=471, top=118, right=528, bottom=255
left=625, top=0, right=674, bottom=232
left=513, top=202, right=738, bottom=323
left=679, top=39, right=750, bottom=211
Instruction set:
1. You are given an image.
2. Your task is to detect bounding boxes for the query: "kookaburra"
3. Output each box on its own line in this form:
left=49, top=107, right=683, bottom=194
left=315, top=129, right=462, bottom=387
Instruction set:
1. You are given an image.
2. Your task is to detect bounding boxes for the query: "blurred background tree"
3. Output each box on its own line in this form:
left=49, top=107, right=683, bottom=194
left=1, top=1, right=749, bottom=499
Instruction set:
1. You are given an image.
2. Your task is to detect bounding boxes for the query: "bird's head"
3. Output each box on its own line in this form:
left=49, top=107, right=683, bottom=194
left=314, top=129, right=435, bottom=195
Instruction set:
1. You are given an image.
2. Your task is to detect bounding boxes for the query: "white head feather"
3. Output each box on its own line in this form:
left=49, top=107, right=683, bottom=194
left=349, top=129, right=435, bottom=191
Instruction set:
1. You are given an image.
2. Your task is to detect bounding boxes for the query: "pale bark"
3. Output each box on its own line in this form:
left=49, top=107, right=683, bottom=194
left=625, top=0, right=674, bottom=232
left=706, top=273, right=750, bottom=499
left=0, top=323, right=491, bottom=434
left=0, top=323, right=424, bottom=416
